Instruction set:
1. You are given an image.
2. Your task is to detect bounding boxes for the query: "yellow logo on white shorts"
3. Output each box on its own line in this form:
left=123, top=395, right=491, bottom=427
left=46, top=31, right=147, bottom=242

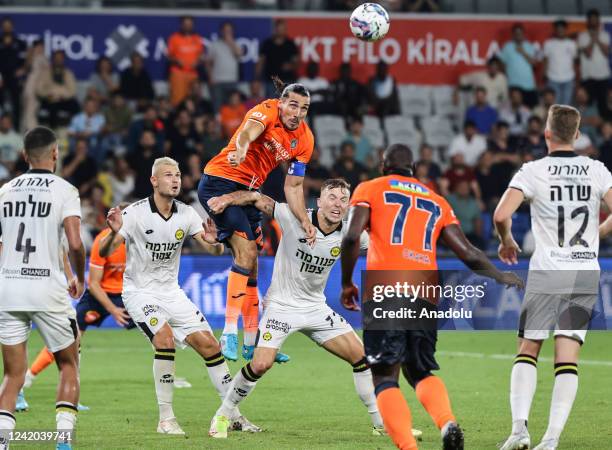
left=330, top=246, right=341, bottom=257
left=150, top=317, right=158, bottom=326
left=175, top=229, right=185, bottom=240
left=262, top=331, right=272, bottom=341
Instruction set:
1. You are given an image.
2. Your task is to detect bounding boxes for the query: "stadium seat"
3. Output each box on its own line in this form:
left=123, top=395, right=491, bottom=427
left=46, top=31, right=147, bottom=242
left=545, top=0, right=578, bottom=14
left=313, top=115, right=346, bottom=163
left=477, top=0, right=509, bottom=13
left=431, top=86, right=458, bottom=118
left=581, top=0, right=611, bottom=15
left=421, top=116, right=455, bottom=149
left=384, top=115, right=422, bottom=150
left=362, top=115, right=385, bottom=149
left=511, top=0, right=544, bottom=14
left=398, top=84, right=432, bottom=118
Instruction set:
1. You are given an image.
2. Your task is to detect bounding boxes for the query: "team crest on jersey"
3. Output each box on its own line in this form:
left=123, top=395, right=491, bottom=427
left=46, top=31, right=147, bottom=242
left=290, top=139, right=298, bottom=149
left=262, top=332, right=272, bottom=341
left=150, top=317, right=158, bottom=326
left=175, top=229, right=185, bottom=240
left=330, top=246, right=341, bottom=257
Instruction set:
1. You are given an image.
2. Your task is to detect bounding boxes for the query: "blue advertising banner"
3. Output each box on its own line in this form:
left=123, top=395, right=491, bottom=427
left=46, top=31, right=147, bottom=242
left=94, top=256, right=612, bottom=331
left=10, top=12, right=271, bottom=80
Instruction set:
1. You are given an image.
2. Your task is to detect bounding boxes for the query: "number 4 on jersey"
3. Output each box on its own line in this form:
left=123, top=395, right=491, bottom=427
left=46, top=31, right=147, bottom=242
left=15, top=222, right=36, bottom=264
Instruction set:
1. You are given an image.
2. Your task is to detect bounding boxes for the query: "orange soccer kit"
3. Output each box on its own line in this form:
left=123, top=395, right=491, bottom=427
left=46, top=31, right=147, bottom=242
left=350, top=174, right=460, bottom=450
left=200, top=98, right=314, bottom=339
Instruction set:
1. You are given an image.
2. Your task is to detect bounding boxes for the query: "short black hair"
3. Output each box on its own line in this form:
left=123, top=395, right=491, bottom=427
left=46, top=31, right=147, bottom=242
left=553, top=19, right=568, bottom=28
left=464, top=119, right=477, bottom=129
left=587, top=8, right=600, bottom=19
left=382, top=143, right=414, bottom=177
left=24, top=127, right=57, bottom=160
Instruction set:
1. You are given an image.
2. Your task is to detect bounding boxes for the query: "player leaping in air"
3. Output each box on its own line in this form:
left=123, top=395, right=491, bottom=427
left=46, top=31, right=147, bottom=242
left=341, top=144, right=523, bottom=450
left=198, top=76, right=316, bottom=362
left=206, top=178, right=422, bottom=440
left=100, top=157, right=260, bottom=436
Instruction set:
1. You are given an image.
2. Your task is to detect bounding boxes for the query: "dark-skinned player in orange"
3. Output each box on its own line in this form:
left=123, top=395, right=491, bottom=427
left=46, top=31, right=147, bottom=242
left=341, top=144, right=523, bottom=450
left=199, top=77, right=316, bottom=362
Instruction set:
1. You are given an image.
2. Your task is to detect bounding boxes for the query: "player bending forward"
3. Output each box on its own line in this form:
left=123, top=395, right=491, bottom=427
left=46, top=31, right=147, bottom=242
left=0, top=127, right=86, bottom=450
left=495, top=105, right=612, bottom=450
left=206, top=178, right=422, bottom=439
left=100, top=157, right=260, bottom=435
left=342, top=144, right=523, bottom=450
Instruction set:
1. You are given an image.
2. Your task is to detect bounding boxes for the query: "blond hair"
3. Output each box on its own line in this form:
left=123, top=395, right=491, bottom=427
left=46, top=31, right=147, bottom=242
left=547, top=104, right=581, bottom=145
left=151, top=157, right=179, bottom=176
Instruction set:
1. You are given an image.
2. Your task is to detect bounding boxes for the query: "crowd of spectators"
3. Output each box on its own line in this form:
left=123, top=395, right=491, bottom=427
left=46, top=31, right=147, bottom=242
left=1, top=9, right=612, bottom=255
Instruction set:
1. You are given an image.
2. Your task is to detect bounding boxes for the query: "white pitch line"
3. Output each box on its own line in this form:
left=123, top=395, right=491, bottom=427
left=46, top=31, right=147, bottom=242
left=438, top=350, right=612, bottom=367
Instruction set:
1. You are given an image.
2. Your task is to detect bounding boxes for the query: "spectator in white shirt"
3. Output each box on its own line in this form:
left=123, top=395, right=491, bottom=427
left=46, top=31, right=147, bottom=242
left=448, top=120, right=487, bottom=166
left=543, top=19, right=577, bottom=106
left=499, top=88, right=532, bottom=136
left=297, top=61, right=330, bottom=115
left=578, top=8, right=611, bottom=115
left=207, top=21, right=242, bottom=112
left=459, top=56, right=509, bottom=109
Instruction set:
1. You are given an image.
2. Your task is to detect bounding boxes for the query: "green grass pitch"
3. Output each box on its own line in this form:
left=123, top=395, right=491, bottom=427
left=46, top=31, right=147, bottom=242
left=3, top=330, right=611, bottom=449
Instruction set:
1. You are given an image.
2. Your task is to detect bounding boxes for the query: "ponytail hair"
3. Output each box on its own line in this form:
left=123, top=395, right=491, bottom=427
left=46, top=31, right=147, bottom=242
left=271, top=75, right=310, bottom=99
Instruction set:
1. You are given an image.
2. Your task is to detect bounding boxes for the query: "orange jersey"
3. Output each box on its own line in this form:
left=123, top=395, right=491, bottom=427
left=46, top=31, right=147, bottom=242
left=204, top=99, right=314, bottom=188
left=167, top=32, right=204, bottom=74
left=88, top=228, right=126, bottom=294
left=350, top=175, right=459, bottom=271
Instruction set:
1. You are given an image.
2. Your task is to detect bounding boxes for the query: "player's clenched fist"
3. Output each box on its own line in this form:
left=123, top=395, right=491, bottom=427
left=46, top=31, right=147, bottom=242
left=340, top=283, right=360, bottom=311
left=67, top=276, right=85, bottom=299
left=207, top=195, right=232, bottom=214
left=106, top=206, right=123, bottom=233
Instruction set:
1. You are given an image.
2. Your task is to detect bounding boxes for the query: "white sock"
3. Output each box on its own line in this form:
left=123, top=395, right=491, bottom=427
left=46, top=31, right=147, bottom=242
left=510, top=354, right=538, bottom=434
left=542, top=363, right=578, bottom=442
left=216, top=363, right=260, bottom=418
left=55, top=402, right=77, bottom=442
left=222, top=322, right=238, bottom=335
left=0, top=410, right=15, bottom=448
left=204, top=352, right=233, bottom=398
left=352, top=362, right=383, bottom=428
left=243, top=331, right=257, bottom=347
left=153, top=349, right=176, bottom=421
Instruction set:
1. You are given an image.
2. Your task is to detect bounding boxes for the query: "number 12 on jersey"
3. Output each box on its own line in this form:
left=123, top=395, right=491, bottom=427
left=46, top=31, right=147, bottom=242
left=383, top=192, right=441, bottom=251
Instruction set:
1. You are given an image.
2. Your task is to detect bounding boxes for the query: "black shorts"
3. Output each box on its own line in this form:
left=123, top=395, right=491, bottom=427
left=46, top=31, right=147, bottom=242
left=364, top=329, right=439, bottom=373
left=197, top=174, right=263, bottom=248
left=76, top=290, right=135, bottom=331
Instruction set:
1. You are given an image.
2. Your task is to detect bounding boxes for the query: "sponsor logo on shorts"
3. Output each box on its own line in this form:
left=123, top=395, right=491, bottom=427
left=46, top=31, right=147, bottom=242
left=20, top=268, right=50, bottom=277
left=330, top=246, right=340, bottom=257
left=149, top=317, right=158, bottom=326
left=142, top=304, right=159, bottom=316
left=262, top=331, right=272, bottom=341
left=265, top=318, right=290, bottom=334
left=175, top=228, right=185, bottom=240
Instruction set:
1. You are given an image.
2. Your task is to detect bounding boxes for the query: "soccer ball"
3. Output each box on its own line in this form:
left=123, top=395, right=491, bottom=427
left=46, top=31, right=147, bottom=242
left=349, top=3, right=390, bottom=42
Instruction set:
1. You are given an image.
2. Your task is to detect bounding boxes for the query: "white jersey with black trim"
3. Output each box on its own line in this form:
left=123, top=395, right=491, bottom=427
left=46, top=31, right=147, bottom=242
left=509, top=152, right=612, bottom=273
left=120, top=196, right=204, bottom=296
left=264, top=203, right=367, bottom=309
left=0, top=170, right=81, bottom=312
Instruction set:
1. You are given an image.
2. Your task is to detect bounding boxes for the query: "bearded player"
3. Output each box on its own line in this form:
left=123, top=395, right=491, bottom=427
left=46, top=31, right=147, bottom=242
left=198, top=77, right=316, bottom=362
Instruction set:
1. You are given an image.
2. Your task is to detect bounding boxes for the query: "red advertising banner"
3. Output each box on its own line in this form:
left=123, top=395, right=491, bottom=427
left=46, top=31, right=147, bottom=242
left=285, top=16, right=585, bottom=85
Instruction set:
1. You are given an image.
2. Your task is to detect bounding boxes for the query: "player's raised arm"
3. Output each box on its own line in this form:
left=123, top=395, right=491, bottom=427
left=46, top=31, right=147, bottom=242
left=440, top=224, right=523, bottom=289
left=285, top=173, right=316, bottom=245
left=340, top=205, right=370, bottom=311
left=99, top=206, right=125, bottom=257
left=64, top=215, right=86, bottom=299
left=230, top=118, right=265, bottom=167
left=493, top=187, right=525, bottom=265
left=207, top=191, right=275, bottom=217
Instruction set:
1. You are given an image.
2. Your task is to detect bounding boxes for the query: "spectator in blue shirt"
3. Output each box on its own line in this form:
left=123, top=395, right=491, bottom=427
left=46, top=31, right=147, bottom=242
left=465, top=86, right=498, bottom=135
left=343, top=116, right=374, bottom=164
left=500, top=23, right=538, bottom=108
left=68, top=97, right=106, bottom=162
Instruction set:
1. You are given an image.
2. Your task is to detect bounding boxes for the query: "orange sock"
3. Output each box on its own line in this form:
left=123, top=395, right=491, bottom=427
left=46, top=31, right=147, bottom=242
left=415, top=375, right=455, bottom=430
left=223, top=264, right=250, bottom=335
left=30, top=347, right=55, bottom=376
left=241, top=278, right=259, bottom=346
left=376, top=384, right=418, bottom=450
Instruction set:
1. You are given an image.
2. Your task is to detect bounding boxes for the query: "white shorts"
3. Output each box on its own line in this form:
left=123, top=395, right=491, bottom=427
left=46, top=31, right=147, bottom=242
left=124, top=289, right=212, bottom=349
left=0, top=308, right=77, bottom=353
left=518, top=293, right=596, bottom=344
left=257, top=304, right=354, bottom=349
